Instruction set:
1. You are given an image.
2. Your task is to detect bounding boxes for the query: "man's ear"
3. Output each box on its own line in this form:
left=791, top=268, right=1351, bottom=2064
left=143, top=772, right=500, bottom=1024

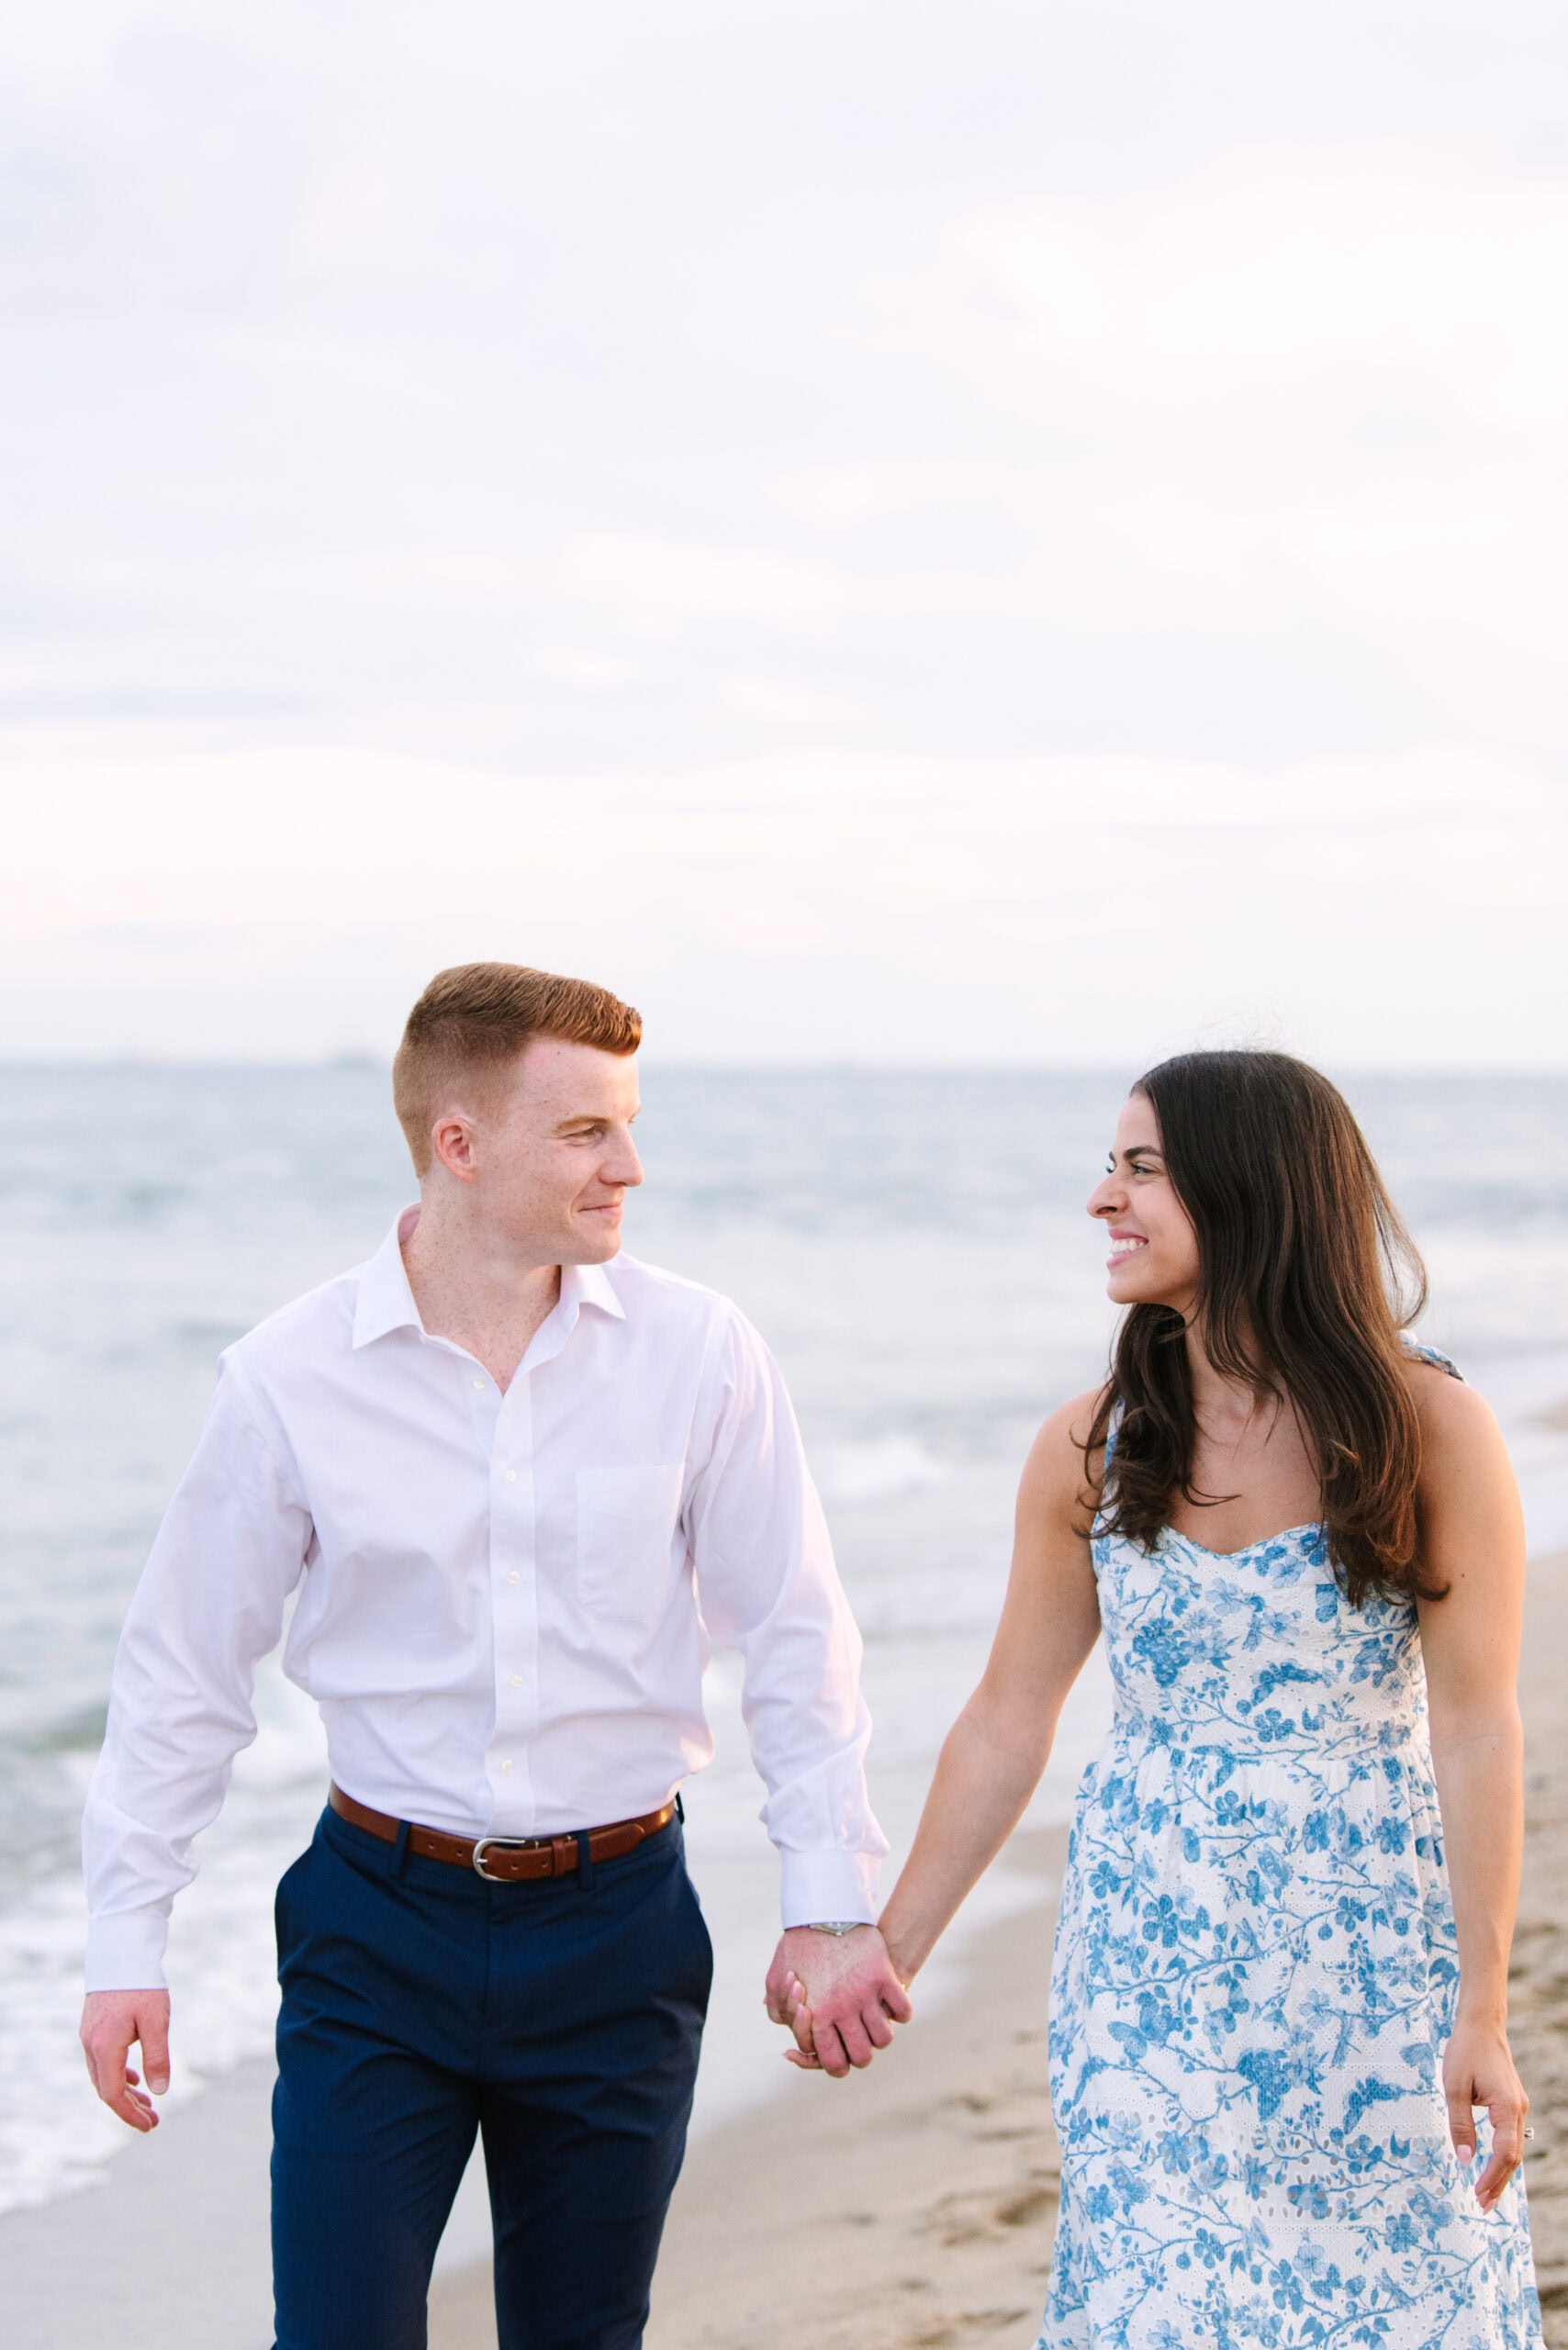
left=429, top=1110, right=481, bottom=1184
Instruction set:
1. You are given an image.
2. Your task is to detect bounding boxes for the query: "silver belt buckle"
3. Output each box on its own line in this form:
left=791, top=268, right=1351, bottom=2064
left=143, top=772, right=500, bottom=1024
left=471, top=1833, right=538, bottom=1882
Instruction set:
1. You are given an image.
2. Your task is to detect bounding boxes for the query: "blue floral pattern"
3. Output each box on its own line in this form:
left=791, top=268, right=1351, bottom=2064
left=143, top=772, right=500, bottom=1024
left=1040, top=1372, right=1541, bottom=2347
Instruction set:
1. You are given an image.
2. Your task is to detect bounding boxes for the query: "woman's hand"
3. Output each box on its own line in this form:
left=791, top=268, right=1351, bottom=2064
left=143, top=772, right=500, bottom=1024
left=1443, top=2011, right=1529, bottom=2213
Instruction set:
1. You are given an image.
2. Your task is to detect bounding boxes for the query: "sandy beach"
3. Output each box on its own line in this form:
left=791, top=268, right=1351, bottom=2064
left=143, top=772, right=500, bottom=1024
left=432, top=1544, right=1568, bottom=2350
left=6, top=1548, right=1563, bottom=2349
left=1512, top=1545, right=1568, bottom=2336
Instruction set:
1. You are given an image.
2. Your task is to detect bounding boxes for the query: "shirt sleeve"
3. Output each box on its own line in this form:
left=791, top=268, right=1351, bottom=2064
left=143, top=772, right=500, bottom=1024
left=81, top=1353, right=312, bottom=1990
left=685, top=1308, right=889, bottom=1928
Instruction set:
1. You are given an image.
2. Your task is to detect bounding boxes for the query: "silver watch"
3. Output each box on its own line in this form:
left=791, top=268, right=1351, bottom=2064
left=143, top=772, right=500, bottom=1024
left=803, top=1920, right=862, bottom=1936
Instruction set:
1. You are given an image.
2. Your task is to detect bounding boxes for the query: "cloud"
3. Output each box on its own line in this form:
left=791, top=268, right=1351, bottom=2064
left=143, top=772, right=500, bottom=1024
left=2, top=4, right=1566, bottom=1062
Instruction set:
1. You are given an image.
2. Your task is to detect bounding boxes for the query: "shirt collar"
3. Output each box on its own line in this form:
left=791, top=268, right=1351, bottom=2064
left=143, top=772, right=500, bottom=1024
left=352, top=1208, right=628, bottom=1348
left=563, top=1257, right=627, bottom=1322
left=352, top=1208, right=426, bottom=1348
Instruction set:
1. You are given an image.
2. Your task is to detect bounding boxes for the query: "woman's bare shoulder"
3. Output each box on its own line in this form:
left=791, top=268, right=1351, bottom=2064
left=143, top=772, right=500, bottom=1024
left=1401, top=1352, right=1500, bottom=1443
left=1401, top=1354, right=1515, bottom=1504
left=1019, top=1384, right=1110, bottom=1516
left=1401, top=1357, right=1525, bottom=1595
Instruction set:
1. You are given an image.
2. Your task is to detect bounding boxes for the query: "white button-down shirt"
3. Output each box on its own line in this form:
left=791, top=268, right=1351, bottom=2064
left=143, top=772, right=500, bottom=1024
left=83, top=1212, right=887, bottom=1989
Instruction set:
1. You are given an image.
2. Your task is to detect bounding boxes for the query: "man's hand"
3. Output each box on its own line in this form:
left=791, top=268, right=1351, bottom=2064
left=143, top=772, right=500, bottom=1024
left=80, top=1990, right=171, bottom=2133
left=764, top=1926, right=912, bottom=2079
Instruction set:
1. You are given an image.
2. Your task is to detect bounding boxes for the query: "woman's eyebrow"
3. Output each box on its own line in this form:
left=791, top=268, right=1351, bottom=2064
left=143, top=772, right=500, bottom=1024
left=1120, top=1141, right=1164, bottom=1160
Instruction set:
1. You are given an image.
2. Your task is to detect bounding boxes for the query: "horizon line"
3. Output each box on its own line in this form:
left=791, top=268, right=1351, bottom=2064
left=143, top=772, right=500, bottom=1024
left=2, top=1055, right=1566, bottom=1081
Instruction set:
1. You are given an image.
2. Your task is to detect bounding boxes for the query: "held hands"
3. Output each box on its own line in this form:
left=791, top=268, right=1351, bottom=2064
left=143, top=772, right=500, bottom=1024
left=80, top=1989, right=171, bottom=2133
left=764, top=1925, right=912, bottom=2078
left=1443, top=2011, right=1530, bottom=2214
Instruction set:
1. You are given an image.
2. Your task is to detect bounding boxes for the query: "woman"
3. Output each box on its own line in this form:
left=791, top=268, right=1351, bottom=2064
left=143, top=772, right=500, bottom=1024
left=792, top=1052, right=1540, bottom=2345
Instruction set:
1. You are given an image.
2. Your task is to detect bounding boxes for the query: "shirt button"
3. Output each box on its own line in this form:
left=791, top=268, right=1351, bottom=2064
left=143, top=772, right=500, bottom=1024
left=504, top=1470, right=517, bottom=1483
left=473, top=1378, right=486, bottom=1391
left=508, top=1571, right=520, bottom=1583
left=510, top=1673, right=521, bottom=1688
left=498, top=1758, right=512, bottom=1773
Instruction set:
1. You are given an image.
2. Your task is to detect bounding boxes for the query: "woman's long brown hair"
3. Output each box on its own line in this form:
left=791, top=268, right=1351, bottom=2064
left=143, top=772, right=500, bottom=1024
left=1083, top=1051, right=1443, bottom=1606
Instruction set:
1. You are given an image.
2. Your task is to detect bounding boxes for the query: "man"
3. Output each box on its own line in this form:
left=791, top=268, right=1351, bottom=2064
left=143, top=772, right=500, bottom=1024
left=80, top=960, right=909, bottom=2350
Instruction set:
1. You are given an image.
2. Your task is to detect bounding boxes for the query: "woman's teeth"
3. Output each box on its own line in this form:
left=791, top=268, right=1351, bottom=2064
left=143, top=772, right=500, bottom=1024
left=1108, top=1237, right=1148, bottom=1262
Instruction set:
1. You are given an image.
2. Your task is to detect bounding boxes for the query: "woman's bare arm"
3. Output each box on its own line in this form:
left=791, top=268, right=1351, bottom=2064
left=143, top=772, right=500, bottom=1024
left=875, top=1392, right=1104, bottom=1986
left=1414, top=1365, right=1529, bottom=2213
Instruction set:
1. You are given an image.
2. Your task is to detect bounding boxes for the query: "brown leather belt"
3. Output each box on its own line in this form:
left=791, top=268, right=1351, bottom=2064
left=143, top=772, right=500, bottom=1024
left=329, top=1785, right=678, bottom=1884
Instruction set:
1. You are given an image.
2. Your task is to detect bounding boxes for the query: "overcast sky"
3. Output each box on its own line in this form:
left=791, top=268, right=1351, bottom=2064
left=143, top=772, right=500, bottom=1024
left=4, top=2, right=1567, bottom=1065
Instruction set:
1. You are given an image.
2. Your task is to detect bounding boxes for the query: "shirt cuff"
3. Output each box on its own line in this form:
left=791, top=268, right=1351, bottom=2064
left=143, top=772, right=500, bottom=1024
left=778, top=1846, right=881, bottom=1930
left=84, top=1910, right=171, bottom=1993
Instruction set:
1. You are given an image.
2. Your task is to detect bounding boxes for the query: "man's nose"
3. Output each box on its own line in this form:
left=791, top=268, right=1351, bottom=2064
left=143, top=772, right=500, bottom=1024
left=610, top=1135, right=644, bottom=1189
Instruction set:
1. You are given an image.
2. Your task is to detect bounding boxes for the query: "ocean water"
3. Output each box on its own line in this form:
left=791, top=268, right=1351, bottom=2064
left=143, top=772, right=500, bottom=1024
left=2, top=1065, right=1567, bottom=2217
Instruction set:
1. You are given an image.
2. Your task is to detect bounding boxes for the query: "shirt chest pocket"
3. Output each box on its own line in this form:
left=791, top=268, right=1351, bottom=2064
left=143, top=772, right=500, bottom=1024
left=575, top=1465, right=687, bottom=1628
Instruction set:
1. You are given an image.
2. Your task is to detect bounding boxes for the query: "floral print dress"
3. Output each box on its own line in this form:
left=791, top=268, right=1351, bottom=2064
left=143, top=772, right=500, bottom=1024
left=1040, top=1365, right=1540, bottom=2349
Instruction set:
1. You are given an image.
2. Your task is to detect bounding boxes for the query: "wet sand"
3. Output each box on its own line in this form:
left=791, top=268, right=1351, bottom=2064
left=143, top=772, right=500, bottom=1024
left=1511, top=1549, right=1568, bottom=2336
left=428, top=1827, right=1069, bottom=2350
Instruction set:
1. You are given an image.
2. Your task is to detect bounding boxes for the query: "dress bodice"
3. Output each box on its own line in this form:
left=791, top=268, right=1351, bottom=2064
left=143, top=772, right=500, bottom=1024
left=1092, top=1334, right=1462, bottom=1765
left=1095, top=1517, right=1427, bottom=1768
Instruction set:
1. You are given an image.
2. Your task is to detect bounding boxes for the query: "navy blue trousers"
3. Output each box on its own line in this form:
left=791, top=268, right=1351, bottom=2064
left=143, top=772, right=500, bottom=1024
left=271, top=1806, right=711, bottom=2350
